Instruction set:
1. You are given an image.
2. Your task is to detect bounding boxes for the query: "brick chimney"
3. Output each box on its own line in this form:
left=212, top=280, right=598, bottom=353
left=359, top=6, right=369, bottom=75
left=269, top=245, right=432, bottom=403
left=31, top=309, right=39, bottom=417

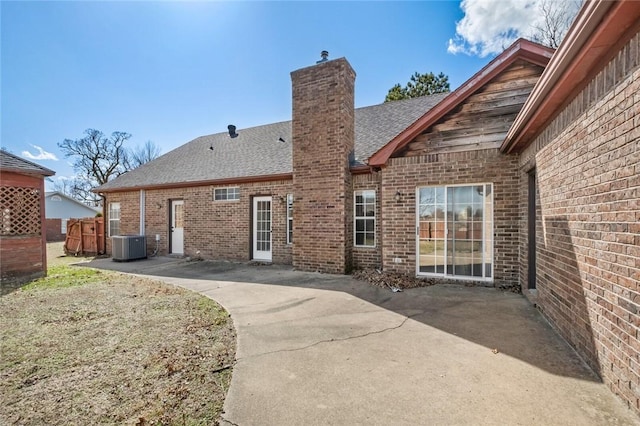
left=291, top=52, right=356, bottom=274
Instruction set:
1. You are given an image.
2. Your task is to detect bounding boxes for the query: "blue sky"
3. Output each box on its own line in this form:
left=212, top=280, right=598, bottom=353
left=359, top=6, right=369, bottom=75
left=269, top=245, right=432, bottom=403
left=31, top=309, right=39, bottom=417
left=1, top=1, right=554, bottom=189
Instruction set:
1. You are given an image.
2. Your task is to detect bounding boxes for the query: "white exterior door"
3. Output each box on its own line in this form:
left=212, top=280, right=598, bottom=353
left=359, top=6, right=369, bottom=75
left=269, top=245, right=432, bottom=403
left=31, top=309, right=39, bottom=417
left=171, top=200, right=184, bottom=255
left=253, top=196, right=272, bottom=261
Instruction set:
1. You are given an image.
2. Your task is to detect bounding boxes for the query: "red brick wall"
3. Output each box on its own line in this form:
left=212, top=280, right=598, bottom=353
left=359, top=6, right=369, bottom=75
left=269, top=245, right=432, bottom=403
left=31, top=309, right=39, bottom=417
left=45, top=218, right=64, bottom=242
left=104, top=191, right=140, bottom=255
left=0, top=236, right=46, bottom=293
left=381, top=149, right=520, bottom=287
left=518, top=31, right=640, bottom=411
left=291, top=57, right=356, bottom=273
left=352, top=172, right=382, bottom=270
left=0, top=171, right=47, bottom=293
left=105, top=179, right=293, bottom=263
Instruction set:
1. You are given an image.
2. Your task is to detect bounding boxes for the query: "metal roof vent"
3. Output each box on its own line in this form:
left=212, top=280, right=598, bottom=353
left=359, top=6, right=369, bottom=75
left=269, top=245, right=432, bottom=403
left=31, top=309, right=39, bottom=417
left=316, top=50, right=329, bottom=64
left=228, top=124, right=238, bottom=138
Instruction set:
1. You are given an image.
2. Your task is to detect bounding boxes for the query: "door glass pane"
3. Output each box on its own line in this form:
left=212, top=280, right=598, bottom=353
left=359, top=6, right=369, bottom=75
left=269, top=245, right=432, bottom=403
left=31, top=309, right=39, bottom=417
left=419, top=187, right=446, bottom=274
left=420, top=187, right=433, bottom=205
left=255, top=199, right=271, bottom=254
left=419, top=185, right=492, bottom=279
left=174, top=204, right=184, bottom=228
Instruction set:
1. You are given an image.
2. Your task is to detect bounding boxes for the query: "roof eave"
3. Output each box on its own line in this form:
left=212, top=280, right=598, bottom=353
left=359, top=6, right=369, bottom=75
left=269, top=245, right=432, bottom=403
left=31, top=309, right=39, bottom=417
left=94, top=173, right=294, bottom=193
left=47, top=191, right=100, bottom=210
left=0, top=150, right=56, bottom=177
left=350, top=164, right=373, bottom=175
left=95, top=165, right=377, bottom=193
left=368, top=39, right=554, bottom=167
left=502, top=0, right=639, bottom=154
left=1, top=166, right=55, bottom=177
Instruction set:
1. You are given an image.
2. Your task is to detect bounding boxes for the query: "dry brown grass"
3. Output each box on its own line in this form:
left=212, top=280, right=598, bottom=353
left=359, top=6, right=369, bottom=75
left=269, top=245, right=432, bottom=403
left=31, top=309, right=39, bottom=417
left=0, top=243, right=236, bottom=425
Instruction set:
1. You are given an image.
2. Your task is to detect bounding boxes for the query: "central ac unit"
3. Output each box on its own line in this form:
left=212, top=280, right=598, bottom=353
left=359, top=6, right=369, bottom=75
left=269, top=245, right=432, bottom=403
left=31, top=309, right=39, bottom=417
left=112, top=235, right=147, bottom=261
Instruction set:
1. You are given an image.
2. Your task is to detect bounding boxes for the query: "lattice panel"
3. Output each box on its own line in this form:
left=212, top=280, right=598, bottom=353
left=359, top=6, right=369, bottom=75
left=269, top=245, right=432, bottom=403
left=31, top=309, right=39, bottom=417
left=1, top=186, right=41, bottom=236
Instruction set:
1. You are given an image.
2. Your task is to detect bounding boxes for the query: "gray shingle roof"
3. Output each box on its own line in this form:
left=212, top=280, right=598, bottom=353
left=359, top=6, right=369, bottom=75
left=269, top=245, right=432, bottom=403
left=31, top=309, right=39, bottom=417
left=0, top=149, right=55, bottom=177
left=96, top=94, right=447, bottom=191
left=353, top=94, right=447, bottom=162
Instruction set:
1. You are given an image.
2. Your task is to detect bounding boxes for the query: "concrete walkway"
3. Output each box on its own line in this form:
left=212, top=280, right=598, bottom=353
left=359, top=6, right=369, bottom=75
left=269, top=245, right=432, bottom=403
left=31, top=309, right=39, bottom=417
left=83, top=257, right=639, bottom=425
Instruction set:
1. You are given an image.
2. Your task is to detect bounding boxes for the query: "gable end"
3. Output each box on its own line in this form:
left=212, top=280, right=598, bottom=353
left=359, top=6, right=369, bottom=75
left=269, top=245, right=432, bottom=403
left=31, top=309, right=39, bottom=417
left=394, top=60, right=545, bottom=157
left=368, top=39, right=553, bottom=166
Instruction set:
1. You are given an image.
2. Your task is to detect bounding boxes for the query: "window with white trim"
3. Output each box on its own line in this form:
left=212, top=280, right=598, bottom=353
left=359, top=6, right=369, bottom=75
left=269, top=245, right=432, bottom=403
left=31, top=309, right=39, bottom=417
left=417, top=184, right=493, bottom=280
left=213, top=187, right=240, bottom=201
left=286, top=194, right=293, bottom=244
left=354, top=190, right=375, bottom=247
left=109, top=202, right=121, bottom=237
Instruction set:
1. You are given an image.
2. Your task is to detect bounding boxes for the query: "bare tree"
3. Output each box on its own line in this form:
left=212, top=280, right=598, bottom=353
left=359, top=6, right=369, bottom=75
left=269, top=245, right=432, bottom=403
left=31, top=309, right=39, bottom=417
left=52, top=178, right=74, bottom=197
left=130, top=140, right=161, bottom=168
left=58, top=129, right=131, bottom=205
left=531, top=0, right=581, bottom=49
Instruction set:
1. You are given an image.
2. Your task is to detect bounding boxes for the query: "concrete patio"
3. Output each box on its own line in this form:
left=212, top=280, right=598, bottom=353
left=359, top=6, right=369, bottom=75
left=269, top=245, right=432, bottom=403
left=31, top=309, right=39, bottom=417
left=82, top=256, right=639, bottom=425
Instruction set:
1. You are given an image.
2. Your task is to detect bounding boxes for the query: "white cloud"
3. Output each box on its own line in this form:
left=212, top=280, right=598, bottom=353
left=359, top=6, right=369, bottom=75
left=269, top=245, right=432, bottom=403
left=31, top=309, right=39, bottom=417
left=447, top=0, right=578, bottom=57
left=21, top=145, right=59, bottom=161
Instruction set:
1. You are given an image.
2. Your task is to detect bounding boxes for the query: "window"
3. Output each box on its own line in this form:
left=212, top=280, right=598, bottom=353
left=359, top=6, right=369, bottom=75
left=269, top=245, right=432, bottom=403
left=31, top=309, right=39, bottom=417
left=286, top=194, right=293, bottom=244
left=109, top=202, right=121, bottom=236
left=214, top=187, right=240, bottom=201
left=354, top=190, right=375, bottom=247
left=417, top=184, right=493, bottom=280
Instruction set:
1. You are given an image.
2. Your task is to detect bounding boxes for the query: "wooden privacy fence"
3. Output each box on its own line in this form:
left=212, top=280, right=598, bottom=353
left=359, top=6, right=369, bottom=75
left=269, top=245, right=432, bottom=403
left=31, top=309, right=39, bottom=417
left=64, top=218, right=105, bottom=256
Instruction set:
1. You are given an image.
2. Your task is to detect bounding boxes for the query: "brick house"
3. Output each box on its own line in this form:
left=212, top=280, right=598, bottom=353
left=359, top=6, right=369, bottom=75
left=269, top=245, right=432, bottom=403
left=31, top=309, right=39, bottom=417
left=96, top=38, right=552, bottom=282
left=0, top=149, right=55, bottom=294
left=96, top=0, right=640, bottom=411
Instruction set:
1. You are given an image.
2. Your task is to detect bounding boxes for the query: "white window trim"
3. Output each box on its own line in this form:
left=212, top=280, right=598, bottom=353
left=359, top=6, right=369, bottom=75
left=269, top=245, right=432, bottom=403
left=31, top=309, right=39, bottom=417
left=213, top=187, right=240, bottom=201
left=354, top=189, right=376, bottom=248
left=108, top=202, right=121, bottom=237
left=286, top=194, right=293, bottom=245
left=415, top=183, right=494, bottom=282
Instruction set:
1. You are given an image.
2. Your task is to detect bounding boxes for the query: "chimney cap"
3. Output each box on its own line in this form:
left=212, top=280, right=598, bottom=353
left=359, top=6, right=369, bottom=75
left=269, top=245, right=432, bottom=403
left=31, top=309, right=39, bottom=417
left=316, top=50, right=329, bottom=64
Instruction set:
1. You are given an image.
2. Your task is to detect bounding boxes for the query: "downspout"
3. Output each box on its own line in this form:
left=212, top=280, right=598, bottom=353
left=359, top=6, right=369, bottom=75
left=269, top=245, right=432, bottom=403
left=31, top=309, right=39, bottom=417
left=139, top=189, right=157, bottom=256
left=139, top=189, right=145, bottom=235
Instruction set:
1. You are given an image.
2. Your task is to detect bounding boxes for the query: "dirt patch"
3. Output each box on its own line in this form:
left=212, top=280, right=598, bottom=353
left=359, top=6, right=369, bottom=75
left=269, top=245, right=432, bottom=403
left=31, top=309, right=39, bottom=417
left=353, top=269, right=437, bottom=290
left=353, top=269, right=521, bottom=293
left=0, top=252, right=236, bottom=425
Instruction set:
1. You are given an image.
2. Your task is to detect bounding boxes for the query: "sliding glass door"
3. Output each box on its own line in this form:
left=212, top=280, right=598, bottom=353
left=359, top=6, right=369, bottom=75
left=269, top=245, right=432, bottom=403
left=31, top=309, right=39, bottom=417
left=417, top=184, right=493, bottom=280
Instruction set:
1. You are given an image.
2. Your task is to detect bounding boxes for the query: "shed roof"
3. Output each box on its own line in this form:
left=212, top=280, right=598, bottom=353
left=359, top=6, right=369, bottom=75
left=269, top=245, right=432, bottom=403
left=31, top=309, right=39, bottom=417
left=0, top=149, right=55, bottom=177
left=96, top=94, right=447, bottom=192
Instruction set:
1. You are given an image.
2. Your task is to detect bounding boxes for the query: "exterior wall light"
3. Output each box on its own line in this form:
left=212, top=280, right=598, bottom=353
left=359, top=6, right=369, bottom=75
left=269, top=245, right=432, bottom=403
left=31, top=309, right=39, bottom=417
left=395, top=191, right=402, bottom=202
